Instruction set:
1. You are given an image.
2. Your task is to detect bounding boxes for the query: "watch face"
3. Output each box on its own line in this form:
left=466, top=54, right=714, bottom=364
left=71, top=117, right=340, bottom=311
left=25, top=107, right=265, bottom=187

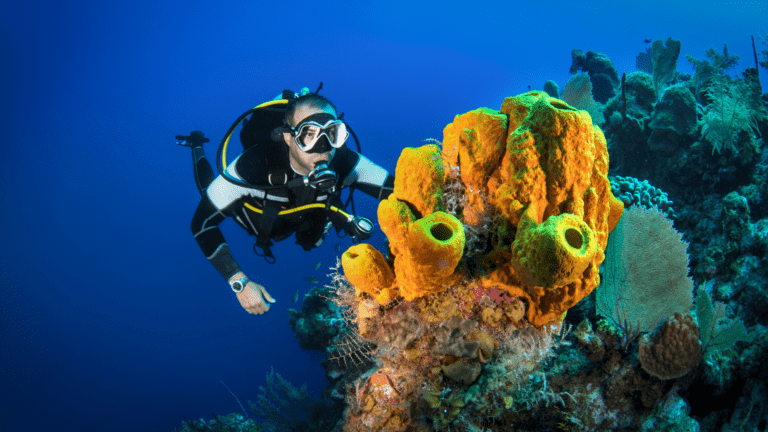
left=233, top=281, right=243, bottom=291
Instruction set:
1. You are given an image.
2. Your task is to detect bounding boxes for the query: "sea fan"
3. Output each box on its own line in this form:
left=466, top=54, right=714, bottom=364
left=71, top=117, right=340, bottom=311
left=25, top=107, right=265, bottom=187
left=561, top=72, right=605, bottom=126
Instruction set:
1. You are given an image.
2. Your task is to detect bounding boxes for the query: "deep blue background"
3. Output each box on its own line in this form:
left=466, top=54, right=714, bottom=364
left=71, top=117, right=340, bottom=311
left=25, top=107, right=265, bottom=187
left=1, top=1, right=766, bottom=431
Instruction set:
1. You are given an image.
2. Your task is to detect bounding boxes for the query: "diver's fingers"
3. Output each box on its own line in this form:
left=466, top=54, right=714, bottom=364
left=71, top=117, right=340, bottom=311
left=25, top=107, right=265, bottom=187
left=253, top=291, right=270, bottom=314
left=249, top=292, right=265, bottom=314
left=260, top=287, right=276, bottom=304
left=238, top=289, right=268, bottom=315
left=248, top=300, right=266, bottom=315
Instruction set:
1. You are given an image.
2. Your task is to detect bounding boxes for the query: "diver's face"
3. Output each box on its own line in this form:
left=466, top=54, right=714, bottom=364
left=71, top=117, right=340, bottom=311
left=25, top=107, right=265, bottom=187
left=283, top=104, right=337, bottom=175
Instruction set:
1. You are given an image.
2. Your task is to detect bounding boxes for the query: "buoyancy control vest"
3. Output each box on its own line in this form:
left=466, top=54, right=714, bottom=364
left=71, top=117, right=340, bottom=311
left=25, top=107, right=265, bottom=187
left=215, top=89, right=373, bottom=263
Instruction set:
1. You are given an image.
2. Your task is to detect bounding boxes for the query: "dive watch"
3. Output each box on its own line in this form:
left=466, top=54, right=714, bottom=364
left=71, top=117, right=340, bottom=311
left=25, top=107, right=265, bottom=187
left=230, top=277, right=248, bottom=293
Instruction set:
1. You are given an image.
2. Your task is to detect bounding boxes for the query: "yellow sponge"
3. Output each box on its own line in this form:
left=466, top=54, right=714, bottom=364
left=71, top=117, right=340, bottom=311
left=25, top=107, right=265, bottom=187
left=511, top=202, right=597, bottom=288
left=397, top=211, right=466, bottom=301
left=341, top=243, right=398, bottom=305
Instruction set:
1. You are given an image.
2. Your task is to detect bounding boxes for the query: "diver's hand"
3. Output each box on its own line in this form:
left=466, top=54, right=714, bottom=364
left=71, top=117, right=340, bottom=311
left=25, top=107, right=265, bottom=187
left=236, top=280, right=276, bottom=315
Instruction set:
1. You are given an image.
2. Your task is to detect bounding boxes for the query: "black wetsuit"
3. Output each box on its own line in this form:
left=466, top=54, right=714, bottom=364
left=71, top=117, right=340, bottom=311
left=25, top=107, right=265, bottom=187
left=189, top=142, right=394, bottom=281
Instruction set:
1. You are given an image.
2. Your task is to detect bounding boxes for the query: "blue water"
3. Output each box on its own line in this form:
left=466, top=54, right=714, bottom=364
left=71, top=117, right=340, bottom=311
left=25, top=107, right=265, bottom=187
left=1, top=1, right=766, bottom=431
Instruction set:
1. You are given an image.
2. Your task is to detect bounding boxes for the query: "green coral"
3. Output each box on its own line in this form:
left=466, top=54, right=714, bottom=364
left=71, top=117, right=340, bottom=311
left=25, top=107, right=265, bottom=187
left=705, top=44, right=740, bottom=72
left=686, top=44, right=740, bottom=97
left=699, top=75, right=760, bottom=155
left=695, top=280, right=754, bottom=358
left=651, top=37, right=682, bottom=96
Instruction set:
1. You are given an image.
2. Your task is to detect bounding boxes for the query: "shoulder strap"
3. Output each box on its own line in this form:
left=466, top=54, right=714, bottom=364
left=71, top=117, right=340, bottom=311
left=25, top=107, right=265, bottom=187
left=253, top=200, right=280, bottom=263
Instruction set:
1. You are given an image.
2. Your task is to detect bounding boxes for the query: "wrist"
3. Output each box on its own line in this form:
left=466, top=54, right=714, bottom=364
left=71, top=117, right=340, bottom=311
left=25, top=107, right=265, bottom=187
left=228, top=271, right=246, bottom=284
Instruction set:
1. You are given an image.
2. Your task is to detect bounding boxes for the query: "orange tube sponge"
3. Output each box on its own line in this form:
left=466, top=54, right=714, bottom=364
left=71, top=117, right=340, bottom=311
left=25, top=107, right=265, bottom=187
left=511, top=202, right=597, bottom=288
left=443, top=92, right=623, bottom=327
left=343, top=91, right=622, bottom=326
left=442, top=107, right=508, bottom=227
left=391, top=144, right=445, bottom=218
left=371, top=145, right=465, bottom=301
left=341, top=243, right=398, bottom=305
left=394, top=211, right=465, bottom=301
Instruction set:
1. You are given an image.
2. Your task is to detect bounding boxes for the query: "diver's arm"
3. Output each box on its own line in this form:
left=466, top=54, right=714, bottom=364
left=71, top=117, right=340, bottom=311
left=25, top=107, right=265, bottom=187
left=190, top=195, right=242, bottom=280
left=197, top=160, right=265, bottom=280
left=343, top=153, right=395, bottom=200
left=190, top=195, right=276, bottom=314
left=193, top=166, right=277, bottom=314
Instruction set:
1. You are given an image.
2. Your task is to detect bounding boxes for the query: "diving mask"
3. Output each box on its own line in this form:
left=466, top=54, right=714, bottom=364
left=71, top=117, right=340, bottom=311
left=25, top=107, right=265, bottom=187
left=286, top=113, right=349, bottom=153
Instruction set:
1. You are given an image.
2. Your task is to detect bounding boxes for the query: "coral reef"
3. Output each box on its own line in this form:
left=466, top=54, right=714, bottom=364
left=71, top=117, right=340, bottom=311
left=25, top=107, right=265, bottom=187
left=598, top=37, right=768, bottom=432
left=182, top=39, right=768, bottom=432
left=332, top=91, right=625, bottom=431
left=179, top=413, right=262, bottom=432
left=246, top=368, right=342, bottom=432
left=569, top=49, right=620, bottom=103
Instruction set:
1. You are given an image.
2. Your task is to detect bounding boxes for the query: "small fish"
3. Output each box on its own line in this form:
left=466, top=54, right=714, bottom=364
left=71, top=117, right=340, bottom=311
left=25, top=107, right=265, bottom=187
left=644, top=38, right=652, bottom=43
left=304, top=276, right=319, bottom=284
left=335, top=243, right=342, bottom=252
left=314, top=261, right=321, bottom=271
left=293, top=290, right=299, bottom=303
left=527, top=85, right=531, bottom=90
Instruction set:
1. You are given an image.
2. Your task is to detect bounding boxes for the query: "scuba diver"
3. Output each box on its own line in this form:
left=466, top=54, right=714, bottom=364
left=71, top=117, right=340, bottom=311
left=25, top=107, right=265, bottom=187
left=177, top=87, right=395, bottom=315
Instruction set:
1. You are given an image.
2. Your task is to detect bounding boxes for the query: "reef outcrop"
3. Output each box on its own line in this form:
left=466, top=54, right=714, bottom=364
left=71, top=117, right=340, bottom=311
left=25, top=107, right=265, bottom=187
left=344, top=91, right=622, bottom=326
left=337, top=91, right=623, bottom=431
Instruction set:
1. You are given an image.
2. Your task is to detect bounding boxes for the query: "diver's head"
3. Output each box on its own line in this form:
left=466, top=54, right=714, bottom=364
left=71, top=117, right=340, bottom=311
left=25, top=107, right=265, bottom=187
left=282, top=94, right=347, bottom=175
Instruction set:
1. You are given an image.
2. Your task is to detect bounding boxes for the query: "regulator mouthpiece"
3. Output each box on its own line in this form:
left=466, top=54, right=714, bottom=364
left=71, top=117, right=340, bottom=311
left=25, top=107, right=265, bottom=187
left=306, top=163, right=337, bottom=192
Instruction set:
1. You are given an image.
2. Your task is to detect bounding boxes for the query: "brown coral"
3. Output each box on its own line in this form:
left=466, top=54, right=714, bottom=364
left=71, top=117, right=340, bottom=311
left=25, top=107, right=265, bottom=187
left=639, top=312, right=701, bottom=380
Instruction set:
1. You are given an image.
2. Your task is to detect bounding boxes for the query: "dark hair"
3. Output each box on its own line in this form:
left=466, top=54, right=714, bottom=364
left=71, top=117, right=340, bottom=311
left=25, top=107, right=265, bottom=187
left=284, top=93, right=338, bottom=126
